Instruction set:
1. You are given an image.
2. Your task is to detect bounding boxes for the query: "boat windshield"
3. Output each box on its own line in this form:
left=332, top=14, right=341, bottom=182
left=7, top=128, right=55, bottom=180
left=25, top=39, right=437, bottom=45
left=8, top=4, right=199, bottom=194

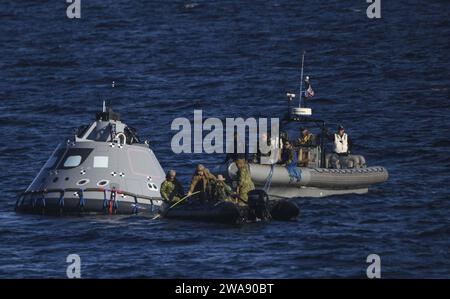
left=86, top=123, right=111, bottom=142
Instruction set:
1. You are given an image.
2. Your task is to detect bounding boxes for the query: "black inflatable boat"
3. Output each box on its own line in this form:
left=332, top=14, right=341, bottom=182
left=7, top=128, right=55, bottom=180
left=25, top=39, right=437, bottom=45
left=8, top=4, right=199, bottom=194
left=160, top=190, right=300, bottom=224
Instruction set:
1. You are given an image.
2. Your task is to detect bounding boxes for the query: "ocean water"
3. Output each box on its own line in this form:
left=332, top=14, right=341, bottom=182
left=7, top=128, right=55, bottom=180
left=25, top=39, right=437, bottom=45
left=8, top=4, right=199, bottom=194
left=0, top=0, right=449, bottom=278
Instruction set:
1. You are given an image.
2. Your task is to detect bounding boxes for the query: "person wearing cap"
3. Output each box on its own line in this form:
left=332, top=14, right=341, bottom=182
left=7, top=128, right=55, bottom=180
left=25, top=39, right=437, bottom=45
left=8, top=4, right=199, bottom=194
left=160, top=170, right=184, bottom=204
left=328, top=125, right=353, bottom=168
left=187, top=164, right=217, bottom=201
left=212, top=174, right=234, bottom=202
left=333, top=125, right=351, bottom=155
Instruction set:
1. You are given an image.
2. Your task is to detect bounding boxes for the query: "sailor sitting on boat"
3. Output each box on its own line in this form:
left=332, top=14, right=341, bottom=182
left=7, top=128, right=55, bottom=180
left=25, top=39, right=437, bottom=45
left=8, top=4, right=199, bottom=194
left=278, top=140, right=301, bottom=183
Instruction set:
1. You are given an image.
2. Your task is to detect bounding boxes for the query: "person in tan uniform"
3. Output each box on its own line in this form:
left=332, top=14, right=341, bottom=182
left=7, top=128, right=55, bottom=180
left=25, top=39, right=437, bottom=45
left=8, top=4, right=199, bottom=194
left=187, top=164, right=217, bottom=202
left=212, top=174, right=234, bottom=202
left=235, top=158, right=255, bottom=205
left=160, top=170, right=184, bottom=204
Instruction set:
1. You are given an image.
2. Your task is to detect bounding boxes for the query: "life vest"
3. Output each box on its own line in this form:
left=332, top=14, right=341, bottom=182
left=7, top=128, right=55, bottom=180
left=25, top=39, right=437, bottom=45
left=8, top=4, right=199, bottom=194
left=299, top=133, right=312, bottom=145
left=334, top=133, right=348, bottom=154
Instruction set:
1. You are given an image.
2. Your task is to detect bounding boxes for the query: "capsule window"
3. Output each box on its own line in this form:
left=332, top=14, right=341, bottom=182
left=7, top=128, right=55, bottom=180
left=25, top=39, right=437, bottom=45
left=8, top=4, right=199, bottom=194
left=93, top=156, right=109, bottom=168
left=58, top=148, right=93, bottom=169
left=63, top=156, right=82, bottom=168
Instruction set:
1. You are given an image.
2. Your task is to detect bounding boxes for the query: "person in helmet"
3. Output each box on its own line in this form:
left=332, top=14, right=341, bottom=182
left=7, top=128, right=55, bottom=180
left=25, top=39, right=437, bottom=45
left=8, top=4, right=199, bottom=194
left=160, top=170, right=184, bottom=204
left=211, top=174, right=234, bottom=202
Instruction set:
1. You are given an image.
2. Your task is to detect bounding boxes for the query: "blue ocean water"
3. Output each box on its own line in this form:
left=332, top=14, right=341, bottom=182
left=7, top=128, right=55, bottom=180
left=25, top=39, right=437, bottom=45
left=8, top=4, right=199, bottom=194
left=0, top=0, right=449, bottom=278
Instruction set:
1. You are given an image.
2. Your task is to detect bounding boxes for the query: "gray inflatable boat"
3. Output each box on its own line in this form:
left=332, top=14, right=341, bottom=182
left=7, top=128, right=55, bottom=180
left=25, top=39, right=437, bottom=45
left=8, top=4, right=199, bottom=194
left=16, top=103, right=165, bottom=215
left=227, top=162, right=388, bottom=199
left=223, top=94, right=389, bottom=199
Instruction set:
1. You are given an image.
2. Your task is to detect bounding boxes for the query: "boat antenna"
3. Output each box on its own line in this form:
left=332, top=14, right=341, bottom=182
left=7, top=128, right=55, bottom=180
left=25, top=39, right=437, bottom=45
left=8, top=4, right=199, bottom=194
left=299, top=51, right=305, bottom=108
left=108, top=80, right=115, bottom=110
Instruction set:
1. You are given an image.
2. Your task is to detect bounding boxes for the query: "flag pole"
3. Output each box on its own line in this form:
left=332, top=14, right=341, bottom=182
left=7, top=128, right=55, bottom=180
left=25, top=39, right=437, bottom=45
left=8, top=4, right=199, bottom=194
left=299, top=51, right=305, bottom=108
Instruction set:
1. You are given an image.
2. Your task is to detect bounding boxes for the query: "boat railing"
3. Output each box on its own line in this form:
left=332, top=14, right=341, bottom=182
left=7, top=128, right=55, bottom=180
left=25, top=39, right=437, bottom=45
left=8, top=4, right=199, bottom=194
left=16, top=187, right=161, bottom=212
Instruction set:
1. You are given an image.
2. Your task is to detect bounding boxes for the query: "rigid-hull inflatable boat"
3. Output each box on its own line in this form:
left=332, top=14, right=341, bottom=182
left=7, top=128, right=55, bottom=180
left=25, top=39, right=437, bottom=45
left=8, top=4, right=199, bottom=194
left=227, top=162, right=388, bottom=199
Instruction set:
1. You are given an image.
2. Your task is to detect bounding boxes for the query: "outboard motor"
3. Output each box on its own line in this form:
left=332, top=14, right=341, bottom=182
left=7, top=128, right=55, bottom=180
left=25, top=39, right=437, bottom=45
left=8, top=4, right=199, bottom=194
left=270, top=200, right=300, bottom=221
left=247, top=189, right=271, bottom=221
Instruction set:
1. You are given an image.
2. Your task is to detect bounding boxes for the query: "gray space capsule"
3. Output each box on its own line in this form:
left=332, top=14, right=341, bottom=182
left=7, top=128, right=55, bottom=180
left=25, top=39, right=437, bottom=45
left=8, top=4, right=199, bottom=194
left=16, top=104, right=165, bottom=215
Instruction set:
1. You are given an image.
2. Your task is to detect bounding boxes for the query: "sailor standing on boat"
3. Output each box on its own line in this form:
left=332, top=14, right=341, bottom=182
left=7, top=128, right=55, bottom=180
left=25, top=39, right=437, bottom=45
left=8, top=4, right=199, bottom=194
left=295, top=127, right=316, bottom=147
left=329, top=125, right=353, bottom=169
left=294, top=127, right=316, bottom=167
left=235, top=159, right=255, bottom=205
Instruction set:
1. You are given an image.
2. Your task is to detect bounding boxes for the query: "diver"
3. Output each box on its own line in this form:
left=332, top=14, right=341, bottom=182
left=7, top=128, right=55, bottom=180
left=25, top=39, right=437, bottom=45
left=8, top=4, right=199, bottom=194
left=160, top=170, right=184, bottom=204
left=328, top=125, right=353, bottom=169
left=212, top=174, right=234, bottom=202
left=278, top=140, right=301, bottom=183
left=235, top=158, right=255, bottom=205
left=187, top=164, right=217, bottom=202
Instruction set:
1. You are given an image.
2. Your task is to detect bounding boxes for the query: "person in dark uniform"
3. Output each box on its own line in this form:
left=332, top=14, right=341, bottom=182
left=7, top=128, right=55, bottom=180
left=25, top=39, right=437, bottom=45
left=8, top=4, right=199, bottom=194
left=278, top=140, right=301, bottom=182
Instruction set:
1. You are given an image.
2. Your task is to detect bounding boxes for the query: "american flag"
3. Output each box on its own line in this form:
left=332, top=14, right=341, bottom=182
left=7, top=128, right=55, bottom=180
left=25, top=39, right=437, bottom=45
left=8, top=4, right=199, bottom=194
left=305, top=77, right=315, bottom=98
